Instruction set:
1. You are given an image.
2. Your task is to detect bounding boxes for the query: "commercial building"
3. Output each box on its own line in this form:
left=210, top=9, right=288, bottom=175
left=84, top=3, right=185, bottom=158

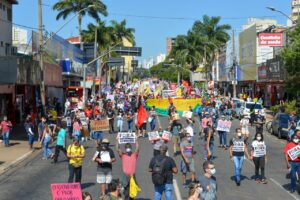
left=291, top=0, right=300, bottom=24
left=0, top=0, right=18, bottom=123
left=238, top=18, right=277, bottom=97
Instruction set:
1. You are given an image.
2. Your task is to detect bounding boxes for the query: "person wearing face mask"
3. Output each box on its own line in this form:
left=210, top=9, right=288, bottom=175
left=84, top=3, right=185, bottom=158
left=229, top=128, right=250, bottom=186
left=204, top=121, right=215, bottom=161
left=180, top=132, right=196, bottom=188
left=284, top=134, right=300, bottom=194
left=251, top=133, right=267, bottom=184
left=93, top=138, right=116, bottom=198
left=116, top=137, right=139, bottom=200
left=197, top=161, right=217, bottom=200
left=152, top=128, right=168, bottom=156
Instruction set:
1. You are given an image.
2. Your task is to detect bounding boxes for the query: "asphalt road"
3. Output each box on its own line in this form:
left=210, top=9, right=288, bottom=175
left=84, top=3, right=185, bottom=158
left=0, top=116, right=299, bottom=200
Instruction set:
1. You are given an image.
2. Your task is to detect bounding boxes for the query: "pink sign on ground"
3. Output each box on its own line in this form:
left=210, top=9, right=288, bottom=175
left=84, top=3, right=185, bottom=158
left=51, top=183, right=82, bottom=200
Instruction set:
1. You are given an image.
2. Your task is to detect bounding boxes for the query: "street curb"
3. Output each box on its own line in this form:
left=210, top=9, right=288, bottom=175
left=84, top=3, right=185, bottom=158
left=0, top=150, right=34, bottom=175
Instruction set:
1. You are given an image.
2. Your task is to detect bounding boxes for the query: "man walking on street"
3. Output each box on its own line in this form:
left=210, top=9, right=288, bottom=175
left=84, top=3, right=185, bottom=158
left=53, top=124, right=67, bottom=163
left=198, top=161, right=217, bottom=200
left=149, top=144, right=178, bottom=200
left=67, top=138, right=85, bottom=183
left=107, top=107, right=115, bottom=134
left=93, top=138, right=116, bottom=198
left=0, top=116, right=12, bottom=147
left=116, top=137, right=139, bottom=200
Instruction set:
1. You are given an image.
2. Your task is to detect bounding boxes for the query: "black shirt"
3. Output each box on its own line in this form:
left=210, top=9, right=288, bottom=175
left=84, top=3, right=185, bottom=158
left=149, top=155, right=176, bottom=184
left=230, top=137, right=246, bottom=157
left=96, top=147, right=115, bottom=173
left=107, top=110, right=115, bottom=119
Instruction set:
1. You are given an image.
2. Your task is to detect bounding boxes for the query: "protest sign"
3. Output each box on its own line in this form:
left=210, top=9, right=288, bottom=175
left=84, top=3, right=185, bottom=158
left=162, top=131, right=170, bottom=141
left=183, top=111, right=193, bottom=119
left=90, top=119, right=109, bottom=131
left=148, top=131, right=160, bottom=141
left=216, top=120, right=232, bottom=132
left=118, top=132, right=136, bottom=144
left=288, top=145, right=300, bottom=161
left=51, top=183, right=82, bottom=200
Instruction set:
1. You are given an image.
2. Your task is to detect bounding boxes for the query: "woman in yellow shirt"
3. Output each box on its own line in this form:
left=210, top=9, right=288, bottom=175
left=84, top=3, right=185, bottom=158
left=67, top=138, right=85, bottom=183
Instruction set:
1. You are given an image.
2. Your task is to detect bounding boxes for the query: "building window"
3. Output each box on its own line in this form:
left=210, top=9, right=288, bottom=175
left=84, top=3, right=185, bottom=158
left=7, top=8, right=12, bottom=22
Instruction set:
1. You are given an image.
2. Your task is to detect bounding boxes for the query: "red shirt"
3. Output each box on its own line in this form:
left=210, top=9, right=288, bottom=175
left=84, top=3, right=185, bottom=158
left=84, top=109, right=93, bottom=119
left=1, top=120, right=12, bottom=133
left=94, top=106, right=100, bottom=116
left=284, top=142, right=300, bottom=162
left=120, top=152, right=138, bottom=176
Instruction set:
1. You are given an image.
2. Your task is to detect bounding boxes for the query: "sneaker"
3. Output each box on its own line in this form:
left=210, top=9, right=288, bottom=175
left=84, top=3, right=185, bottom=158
left=261, top=179, right=268, bottom=184
left=236, top=181, right=241, bottom=186
left=255, top=178, right=261, bottom=184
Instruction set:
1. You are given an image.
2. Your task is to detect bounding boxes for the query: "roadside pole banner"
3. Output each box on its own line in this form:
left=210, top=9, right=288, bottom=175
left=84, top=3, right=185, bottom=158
left=90, top=119, right=109, bottom=131
left=148, top=131, right=160, bottom=141
left=288, top=145, right=300, bottom=161
left=51, top=183, right=82, bottom=200
left=118, top=132, right=136, bottom=144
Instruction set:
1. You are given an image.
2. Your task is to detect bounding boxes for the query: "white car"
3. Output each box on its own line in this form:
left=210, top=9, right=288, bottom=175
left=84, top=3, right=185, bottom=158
left=243, top=102, right=265, bottom=118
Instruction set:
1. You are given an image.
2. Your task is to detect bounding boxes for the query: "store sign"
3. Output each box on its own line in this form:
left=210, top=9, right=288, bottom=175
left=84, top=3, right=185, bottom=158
left=258, top=33, right=283, bottom=47
left=257, top=65, right=267, bottom=82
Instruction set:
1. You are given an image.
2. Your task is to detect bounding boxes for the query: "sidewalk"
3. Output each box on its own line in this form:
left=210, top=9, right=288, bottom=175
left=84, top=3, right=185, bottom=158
left=0, top=124, right=39, bottom=174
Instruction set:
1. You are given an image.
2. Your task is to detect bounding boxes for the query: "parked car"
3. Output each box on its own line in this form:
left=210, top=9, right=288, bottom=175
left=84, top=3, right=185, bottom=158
left=232, top=98, right=245, bottom=119
left=243, top=102, right=265, bottom=118
left=271, top=113, right=290, bottom=139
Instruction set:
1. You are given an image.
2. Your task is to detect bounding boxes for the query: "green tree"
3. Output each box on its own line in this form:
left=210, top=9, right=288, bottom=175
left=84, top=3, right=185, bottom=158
left=281, top=18, right=300, bottom=95
left=53, top=0, right=107, bottom=37
left=110, top=20, right=135, bottom=46
left=150, top=63, right=189, bottom=83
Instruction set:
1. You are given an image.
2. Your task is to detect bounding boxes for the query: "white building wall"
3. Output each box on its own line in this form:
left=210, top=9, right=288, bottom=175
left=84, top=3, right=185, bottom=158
left=0, top=0, right=14, bottom=56
left=13, top=26, right=27, bottom=45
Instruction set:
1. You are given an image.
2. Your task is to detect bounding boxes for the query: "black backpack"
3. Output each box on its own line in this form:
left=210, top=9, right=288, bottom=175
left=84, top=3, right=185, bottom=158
left=152, top=157, right=167, bottom=185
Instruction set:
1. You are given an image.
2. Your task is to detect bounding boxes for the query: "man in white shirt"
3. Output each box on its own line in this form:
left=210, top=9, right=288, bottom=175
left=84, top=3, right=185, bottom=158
left=64, top=99, right=71, bottom=116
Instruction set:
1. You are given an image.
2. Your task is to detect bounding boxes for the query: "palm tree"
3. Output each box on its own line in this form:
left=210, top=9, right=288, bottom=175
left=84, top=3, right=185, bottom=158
left=110, top=19, right=135, bottom=46
left=53, top=0, right=107, bottom=39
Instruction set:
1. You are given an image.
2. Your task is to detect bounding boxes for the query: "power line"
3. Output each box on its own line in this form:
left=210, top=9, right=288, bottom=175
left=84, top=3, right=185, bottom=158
left=0, top=18, right=39, bottom=30
left=109, top=12, right=282, bottom=21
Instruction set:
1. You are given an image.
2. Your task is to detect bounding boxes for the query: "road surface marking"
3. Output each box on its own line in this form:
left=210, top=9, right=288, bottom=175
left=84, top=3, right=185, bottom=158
left=269, top=178, right=299, bottom=200
left=166, top=151, right=182, bottom=200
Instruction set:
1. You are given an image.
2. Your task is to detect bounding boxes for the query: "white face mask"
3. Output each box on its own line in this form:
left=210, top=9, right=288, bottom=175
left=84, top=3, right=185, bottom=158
left=125, top=148, right=132, bottom=153
left=210, top=168, right=216, bottom=175
left=293, top=139, right=299, bottom=144
left=237, top=132, right=242, bottom=137
left=257, top=137, right=262, bottom=141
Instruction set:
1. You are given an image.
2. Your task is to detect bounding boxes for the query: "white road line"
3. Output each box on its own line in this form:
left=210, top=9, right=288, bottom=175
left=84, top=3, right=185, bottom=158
left=269, top=178, right=300, bottom=200
left=166, top=151, right=182, bottom=200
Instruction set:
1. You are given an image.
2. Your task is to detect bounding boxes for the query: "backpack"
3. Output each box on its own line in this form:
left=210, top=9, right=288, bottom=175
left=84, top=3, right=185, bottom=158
left=152, top=157, right=167, bottom=185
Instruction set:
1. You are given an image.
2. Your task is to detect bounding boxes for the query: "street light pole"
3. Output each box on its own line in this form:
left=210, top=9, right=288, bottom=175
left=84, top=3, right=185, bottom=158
left=266, top=6, right=297, bottom=24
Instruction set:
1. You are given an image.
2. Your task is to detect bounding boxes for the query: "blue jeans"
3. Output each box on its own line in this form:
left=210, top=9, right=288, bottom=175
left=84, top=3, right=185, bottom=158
left=204, top=140, right=214, bottom=160
left=233, top=156, right=245, bottom=183
left=128, top=120, right=133, bottom=132
left=68, top=126, right=72, bottom=138
left=117, top=120, right=123, bottom=132
left=218, top=131, right=227, bottom=146
left=154, top=183, right=173, bottom=200
left=3, top=132, right=9, bottom=146
left=151, top=118, right=156, bottom=131
left=290, top=161, right=300, bottom=191
left=43, top=139, right=53, bottom=159
left=28, top=134, right=34, bottom=145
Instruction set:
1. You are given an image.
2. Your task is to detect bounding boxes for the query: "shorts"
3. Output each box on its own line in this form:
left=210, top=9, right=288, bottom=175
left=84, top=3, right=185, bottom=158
left=172, top=135, right=180, bottom=144
left=241, top=128, right=249, bottom=135
left=180, top=158, right=195, bottom=173
left=97, top=171, right=112, bottom=184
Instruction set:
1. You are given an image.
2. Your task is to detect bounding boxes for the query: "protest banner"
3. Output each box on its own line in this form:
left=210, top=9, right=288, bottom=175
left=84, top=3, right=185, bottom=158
left=90, top=119, right=109, bottom=131
left=216, top=120, right=232, bottom=132
left=148, top=131, right=160, bottom=141
left=118, top=132, right=136, bottom=144
left=51, top=183, right=82, bottom=200
left=288, top=145, right=300, bottom=161
left=182, top=111, right=193, bottom=119
left=162, top=131, right=170, bottom=141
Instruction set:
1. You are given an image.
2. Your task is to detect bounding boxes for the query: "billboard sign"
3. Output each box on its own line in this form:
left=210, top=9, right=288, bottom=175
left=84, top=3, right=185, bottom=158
left=257, top=64, right=267, bottom=82
left=258, top=33, right=283, bottom=47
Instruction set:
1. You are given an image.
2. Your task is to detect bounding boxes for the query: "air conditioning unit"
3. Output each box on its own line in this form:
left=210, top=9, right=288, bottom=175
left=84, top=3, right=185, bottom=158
left=11, top=46, right=17, bottom=55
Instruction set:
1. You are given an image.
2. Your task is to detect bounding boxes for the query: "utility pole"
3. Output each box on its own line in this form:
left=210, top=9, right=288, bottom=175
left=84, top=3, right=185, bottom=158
left=232, top=29, right=237, bottom=98
left=92, top=28, right=97, bottom=97
left=38, top=0, right=46, bottom=114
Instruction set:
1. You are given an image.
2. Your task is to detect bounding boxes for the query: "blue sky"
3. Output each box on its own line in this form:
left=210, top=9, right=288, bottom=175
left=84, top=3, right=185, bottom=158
left=14, top=0, right=290, bottom=60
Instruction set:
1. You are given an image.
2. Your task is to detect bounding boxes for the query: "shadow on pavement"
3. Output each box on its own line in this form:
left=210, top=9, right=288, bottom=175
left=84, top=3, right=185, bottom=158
left=230, top=175, right=250, bottom=182
left=81, top=182, right=96, bottom=189
left=282, top=183, right=292, bottom=192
